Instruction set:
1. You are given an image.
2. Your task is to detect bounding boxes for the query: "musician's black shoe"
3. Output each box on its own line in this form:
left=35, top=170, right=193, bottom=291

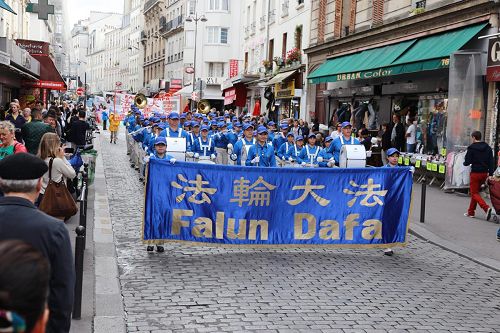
left=146, top=246, right=154, bottom=252
left=156, top=246, right=164, bottom=253
left=130, top=164, right=135, bottom=168
left=384, top=248, right=394, bottom=256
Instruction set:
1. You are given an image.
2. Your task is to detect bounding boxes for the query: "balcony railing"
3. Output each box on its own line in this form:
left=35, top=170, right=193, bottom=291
left=251, top=22, right=256, bottom=35
left=260, top=16, right=266, bottom=29
left=160, top=15, right=184, bottom=35
left=144, top=0, right=161, bottom=13
left=281, top=0, right=289, bottom=17
left=269, top=10, right=276, bottom=24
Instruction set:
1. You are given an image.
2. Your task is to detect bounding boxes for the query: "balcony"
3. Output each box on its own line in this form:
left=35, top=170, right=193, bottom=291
left=161, top=15, right=184, bottom=37
left=244, top=26, right=250, bottom=39
left=250, top=22, right=256, bottom=35
left=140, top=30, right=147, bottom=42
left=144, top=0, right=161, bottom=13
left=269, top=10, right=276, bottom=24
left=260, top=16, right=266, bottom=30
left=281, top=0, right=289, bottom=17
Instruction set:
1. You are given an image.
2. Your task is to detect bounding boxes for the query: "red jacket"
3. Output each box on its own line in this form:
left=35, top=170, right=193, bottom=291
left=487, top=178, right=500, bottom=212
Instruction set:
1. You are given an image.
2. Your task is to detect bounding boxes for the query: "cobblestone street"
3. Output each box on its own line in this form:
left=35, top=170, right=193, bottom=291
left=100, top=132, right=500, bottom=333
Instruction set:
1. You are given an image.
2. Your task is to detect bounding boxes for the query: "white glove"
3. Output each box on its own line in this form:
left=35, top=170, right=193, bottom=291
left=327, top=161, right=334, bottom=168
left=251, top=156, right=260, bottom=164
left=317, top=157, right=324, bottom=163
left=288, top=157, right=294, bottom=162
left=301, top=162, right=306, bottom=166
left=186, top=151, right=194, bottom=157
left=329, top=157, right=335, bottom=163
left=210, top=154, right=216, bottom=160
left=230, top=153, right=237, bottom=161
left=170, top=158, right=176, bottom=165
left=194, top=153, right=200, bottom=159
left=410, top=166, right=415, bottom=174
left=143, top=156, right=150, bottom=163
left=227, top=143, right=233, bottom=150
left=144, top=146, right=148, bottom=152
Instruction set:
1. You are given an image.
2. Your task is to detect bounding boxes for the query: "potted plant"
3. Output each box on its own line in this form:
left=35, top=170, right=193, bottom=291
left=273, top=56, right=284, bottom=67
left=286, top=47, right=301, bottom=66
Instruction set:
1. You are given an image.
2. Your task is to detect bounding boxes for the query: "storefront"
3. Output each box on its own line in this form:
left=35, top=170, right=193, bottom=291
left=307, top=20, right=492, bottom=188
left=264, top=67, right=305, bottom=121
left=0, top=37, right=40, bottom=106
left=222, top=81, right=247, bottom=113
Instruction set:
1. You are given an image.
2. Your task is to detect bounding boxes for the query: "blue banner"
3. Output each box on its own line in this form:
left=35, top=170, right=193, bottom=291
left=143, top=160, right=413, bottom=247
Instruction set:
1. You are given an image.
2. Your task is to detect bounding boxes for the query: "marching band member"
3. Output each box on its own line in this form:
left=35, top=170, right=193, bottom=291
left=273, top=123, right=289, bottom=151
left=277, top=132, right=295, bottom=166
left=246, top=126, right=276, bottom=167
left=328, top=121, right=360, bottom=166
left=160, top=112, right=188, bottom=139
left=214, top=122, right=230, bottom=165
left=318, top=136, right=335, bottom=167
left=144, top=136, right=176, bottom=253
left=209, top=121, right=218, bottom=136
left=287, top=135, right=304, bottom=163
left=232, top=123, right=256, bottom=166
left=187, top=121, right=201, bottom=152
left=179, top=113, right=186, bottom=126
left=267, top=121, right=276, bottom=142
left=298, top=133, right=322, bottom=166
left=192, top=125, right=216, bottom=161
left=227, top=122, right=242, bottom=146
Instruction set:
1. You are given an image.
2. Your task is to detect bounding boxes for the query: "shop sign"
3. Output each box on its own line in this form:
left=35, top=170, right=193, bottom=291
left=169, top=78, right=182, bottom=93
left=274, top=81, right=295, bottom=99
left=224, top=88, right=236, bottom=105
left=23, top=80, right=66, bottom=90
left=486, top=40, right=500, bottom=82
left=229, top=59, right=239, bottom=78
left=15, top=39, right=49, bottom=55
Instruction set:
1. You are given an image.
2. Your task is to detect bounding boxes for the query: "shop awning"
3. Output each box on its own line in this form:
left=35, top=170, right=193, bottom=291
left=308, top=23, right=488, bottom=84
left=264, top=70, right=297, bottom=86
left=0, top=0, right=16, bottom=14
left=26, top=55, right=66, bottom=90
left=173, top=84, right=224, bottom=100
left=223, top=84, right=247, bottom=107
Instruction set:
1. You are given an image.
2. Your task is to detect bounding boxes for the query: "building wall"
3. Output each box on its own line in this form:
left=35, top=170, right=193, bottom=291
left=142, top=0, right=165, bottom=89
left=163, top=0, right=186, bottom=86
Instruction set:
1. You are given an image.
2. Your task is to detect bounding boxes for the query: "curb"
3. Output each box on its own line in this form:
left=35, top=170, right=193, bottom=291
left=409, top=222, right=500, bottom=272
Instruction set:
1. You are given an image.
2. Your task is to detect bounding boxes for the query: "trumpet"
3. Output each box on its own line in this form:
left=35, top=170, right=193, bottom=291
left=197, top=99, right=210, bottom=114
left=134, top=93, right=147, bottom=109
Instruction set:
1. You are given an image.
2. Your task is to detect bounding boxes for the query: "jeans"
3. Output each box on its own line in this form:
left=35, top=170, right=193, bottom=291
left=102, top=120, right=107, bottom=130
left=406, top=143, right=416, bottom=153
left=468, top=172, right=490, bottom=215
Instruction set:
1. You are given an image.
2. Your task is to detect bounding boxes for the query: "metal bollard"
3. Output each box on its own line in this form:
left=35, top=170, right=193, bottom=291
left=72, top=225, right=86, bottom=319
left=420, top=177, right=426, bottom=223
left=82, top=171, right=89, bottom=213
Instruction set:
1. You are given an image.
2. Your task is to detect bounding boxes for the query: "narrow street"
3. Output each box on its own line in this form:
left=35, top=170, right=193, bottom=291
left=98, top=131, right=500, bottom=332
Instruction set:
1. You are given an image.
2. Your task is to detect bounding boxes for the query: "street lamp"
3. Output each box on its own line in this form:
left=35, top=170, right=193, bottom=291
left=185, top=12, right=207, bottom=112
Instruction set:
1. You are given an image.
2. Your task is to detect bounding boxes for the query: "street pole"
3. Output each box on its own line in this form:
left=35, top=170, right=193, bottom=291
left=191, top=17, right=198, bottom=113
left=84, top=72, right=87, bottom=109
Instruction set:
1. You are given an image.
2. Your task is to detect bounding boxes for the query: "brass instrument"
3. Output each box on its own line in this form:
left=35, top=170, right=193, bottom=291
left=197, top=99, right=211, bottom=114
left=134, top=93, right=148, bottom=109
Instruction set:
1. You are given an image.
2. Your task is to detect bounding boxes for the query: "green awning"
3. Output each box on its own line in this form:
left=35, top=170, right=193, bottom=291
left=308, top=23, right=487, bottom=84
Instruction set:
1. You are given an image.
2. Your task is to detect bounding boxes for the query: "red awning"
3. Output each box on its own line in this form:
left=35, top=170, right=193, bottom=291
left=24, top=55, right=66, bottom=91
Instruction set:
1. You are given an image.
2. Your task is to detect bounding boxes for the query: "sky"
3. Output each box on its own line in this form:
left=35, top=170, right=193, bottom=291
left=68, top=0, right=123, bottom=27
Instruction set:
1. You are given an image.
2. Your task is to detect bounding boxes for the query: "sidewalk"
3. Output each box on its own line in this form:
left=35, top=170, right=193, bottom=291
left=409, top=183, right=500, bottom=271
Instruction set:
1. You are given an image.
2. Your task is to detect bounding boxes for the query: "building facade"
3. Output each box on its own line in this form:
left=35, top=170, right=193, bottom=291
left=142, top=0, right=165, bottom=93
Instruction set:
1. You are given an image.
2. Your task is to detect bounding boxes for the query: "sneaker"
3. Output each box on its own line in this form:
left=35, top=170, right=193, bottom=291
left=464, top=213, right=475, bottom=218
left=156, top=246, right=164, bottom=253
left=486, top=208, right=493, bottom=221
left=384, top=248, right=394, bottom=256
left=146, top=246, right=154, bottom=252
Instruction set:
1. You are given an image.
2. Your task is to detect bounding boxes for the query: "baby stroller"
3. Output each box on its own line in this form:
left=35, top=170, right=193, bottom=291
left=487, top=168, right=500, bottom=224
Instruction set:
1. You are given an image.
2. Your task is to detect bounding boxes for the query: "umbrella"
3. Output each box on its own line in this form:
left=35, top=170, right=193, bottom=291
left=0, top=0, right=16, bottom=14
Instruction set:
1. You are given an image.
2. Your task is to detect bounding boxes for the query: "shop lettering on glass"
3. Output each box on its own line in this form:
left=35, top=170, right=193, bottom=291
left=169, top=173, right=388, bottom=242
left=336, top=68, right=393, bottom=82
left=229, top=59, right=239, bottom=78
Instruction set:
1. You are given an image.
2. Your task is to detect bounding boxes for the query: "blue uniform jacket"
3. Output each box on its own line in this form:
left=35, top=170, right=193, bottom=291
left=287, top=144, right=303, bottom=161
left=192, top=137, right=216, bottom=157
left=272, top=133, right=287, bottom=151
left=246, top=142, right=276, bottom=167
left=233, top=137, right=255, bottom=165
left=328, top=136, right=360, bottom=164
left=318, top=148, right=334, bottom=167
left=277, top=142, right=294, bottom=160
left=297, top=145, right=322, bottom=164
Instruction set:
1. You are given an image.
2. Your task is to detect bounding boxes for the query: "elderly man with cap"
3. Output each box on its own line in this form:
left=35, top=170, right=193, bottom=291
left=246, top=126, right=276, bottom=167
left=232, top=123, right=256, bottom=166
left=0, top=153, right=74, bottom=332
left=192, top=125, right=216, bottom=161
left=318, top=136, right=336, bottom=167
left=328, top=121, right=360, bottom=166
left=298, top=133, right=323, bottom=167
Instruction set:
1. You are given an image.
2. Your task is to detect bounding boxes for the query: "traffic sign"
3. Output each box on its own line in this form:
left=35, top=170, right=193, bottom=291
left=76, top=87, right=84, bottom=96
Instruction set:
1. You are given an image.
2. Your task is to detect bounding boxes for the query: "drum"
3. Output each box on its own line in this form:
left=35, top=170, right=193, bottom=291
left=339, top=144, right=366, bottom=168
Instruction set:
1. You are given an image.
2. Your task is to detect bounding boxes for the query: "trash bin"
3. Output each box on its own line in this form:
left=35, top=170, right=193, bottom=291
left=81, top=149, right=98, bottom=184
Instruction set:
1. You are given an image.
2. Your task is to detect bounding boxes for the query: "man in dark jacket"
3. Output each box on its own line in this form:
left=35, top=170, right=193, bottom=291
left=21, top=109, right=54, bottom=154
left=0, top=153, right=74, bottom=333
left=69, top=110, right=90, bottom=147
left=463, top=131, right=495, bottom=220
left=391, top=114, right=405, bottom=152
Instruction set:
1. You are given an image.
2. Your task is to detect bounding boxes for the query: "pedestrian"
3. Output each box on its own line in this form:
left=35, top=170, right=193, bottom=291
left=0, top=240, right=50, bottom=333
left=405, top=117, right=417, bottom=153
left=0, top=153, right=74, bottom=332
left=109, top=112, right=120, bottom=144
left=0, top=121, right=27, bottom=160
left=486, top=168, right=500, bottom=241
left=5, top=102, right=26, bottom=142
left=381, top=122, right=392, bottom=164
left=463, top=131, right=495, bottom=220
left=391, top=114, right=405, bottom=152
left=102, top=107, right=109, bottom=130
left=22, top=109, right=54, bottom=155
left=23, top=108, right=32, bottom=122
left=69, top=110, right=90, bottom=148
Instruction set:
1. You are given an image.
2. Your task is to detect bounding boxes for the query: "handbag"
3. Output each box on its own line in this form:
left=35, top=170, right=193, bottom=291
left=39, top=158, right=78, bottom=218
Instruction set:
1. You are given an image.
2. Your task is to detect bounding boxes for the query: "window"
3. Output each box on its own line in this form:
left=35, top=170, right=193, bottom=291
left=209, top=0, right=229, bottom=11
left=207, top=27, right=228, bottom=44
left=185, top=30, right=194, bottom=46
left=187, top=0, right=195, bottom=15
left=208, top=62, right=225, bottom=77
